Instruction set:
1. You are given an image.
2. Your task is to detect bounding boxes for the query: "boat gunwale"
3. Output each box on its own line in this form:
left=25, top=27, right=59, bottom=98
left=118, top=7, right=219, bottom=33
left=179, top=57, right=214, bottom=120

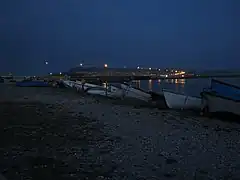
left=201, top=91, right=240, bottom=103
left=211, top=79, right=240, bottom=90
left=162, top=89, right=201, bottom=99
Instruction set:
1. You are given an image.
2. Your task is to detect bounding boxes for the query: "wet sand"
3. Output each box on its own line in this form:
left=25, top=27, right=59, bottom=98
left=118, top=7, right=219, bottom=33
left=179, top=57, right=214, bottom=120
left=1, top=84, right=240, bottom=179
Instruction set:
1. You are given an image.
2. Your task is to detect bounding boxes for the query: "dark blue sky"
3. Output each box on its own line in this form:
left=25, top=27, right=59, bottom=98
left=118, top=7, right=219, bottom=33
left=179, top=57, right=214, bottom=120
left=1, top=0, right=239, bottom=75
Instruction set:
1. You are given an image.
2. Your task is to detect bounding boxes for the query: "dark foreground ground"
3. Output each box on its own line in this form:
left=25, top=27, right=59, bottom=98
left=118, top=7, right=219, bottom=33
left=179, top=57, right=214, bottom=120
left=0, top=101, right=119, bottom=180
left=1, top=84, right=240, bottom=180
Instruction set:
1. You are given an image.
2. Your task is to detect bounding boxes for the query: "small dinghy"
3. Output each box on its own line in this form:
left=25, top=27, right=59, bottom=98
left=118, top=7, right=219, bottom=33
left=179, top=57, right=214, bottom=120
left=201, top=80, right=240, bottom=116
left=75, top=80, right=102, bottom=91
left=209, top=79, right=240, bottom=100
left=85, top=85, right=123, bottom=98
left=201, top=91, right=240, bottom=116
left=62, top=80, right=75, bottom=88
left=163, top=89, right=201, bottom=110
left=120, top=83, right=152, bottom=102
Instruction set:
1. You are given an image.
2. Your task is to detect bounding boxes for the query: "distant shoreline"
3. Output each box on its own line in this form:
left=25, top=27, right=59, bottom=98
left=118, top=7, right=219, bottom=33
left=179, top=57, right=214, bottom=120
left=69, top=74, right=240, bottom=82
left=1, top=73, right=240, bottom=83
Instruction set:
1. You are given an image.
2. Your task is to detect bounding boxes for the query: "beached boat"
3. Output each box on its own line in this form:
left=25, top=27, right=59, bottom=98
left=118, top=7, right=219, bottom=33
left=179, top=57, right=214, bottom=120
left=163, top=89, right=201, bottom=110
left=201, top=91, right=240, bottom=116
left=75, top=80, right=102, bottom=91
left=148, top=91, right=168, bottom=108
left=85, top=85, right=124, bottom=98
left=62, top=80, right=75, bottom=88
left=55, top=80, right=66, bottom=88
left=16, top=80, right=49, bottom=87
left=209, top=79, right=240, bottom=100
left=71, top=81, right=83, bottom=92
left=120, top=83, right=152, bottom=102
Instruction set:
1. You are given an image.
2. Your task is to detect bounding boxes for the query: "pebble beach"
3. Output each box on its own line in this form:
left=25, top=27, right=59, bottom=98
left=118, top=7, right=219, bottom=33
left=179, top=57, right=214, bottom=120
left=0, top=84, right=240, bottom=180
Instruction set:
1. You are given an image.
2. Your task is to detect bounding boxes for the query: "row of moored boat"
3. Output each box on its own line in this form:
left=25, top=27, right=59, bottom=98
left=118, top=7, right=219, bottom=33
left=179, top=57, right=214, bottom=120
left=62, top=80, right=153, bottom=102
left=13, top=78, right=240, bottom=117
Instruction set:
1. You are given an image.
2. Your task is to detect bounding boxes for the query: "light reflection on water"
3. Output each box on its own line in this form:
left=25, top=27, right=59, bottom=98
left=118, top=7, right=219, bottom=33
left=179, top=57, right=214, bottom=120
left=133, top=79, right=186, bottom=93
left=134, top=77, right=239, bottom=96
left=127, top=77, right=239, bottom=96
left=148, top=79, right=152, bottom=91
left=135, top=80, right=140, bottom=88
left=175, top=79, right=186, bottom=84
left=133, top=78, right=198, bottom=96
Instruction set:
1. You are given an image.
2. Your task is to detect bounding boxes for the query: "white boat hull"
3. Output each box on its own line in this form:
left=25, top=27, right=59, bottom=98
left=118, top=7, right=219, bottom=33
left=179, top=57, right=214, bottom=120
left=201, top=92, right=240, bottom=116
left=86, top=86, right=124, bottom=98
left=75, top=80, right=101, bottom=91
left=73, top=83, right=83, bottom=91
left=120, top=83, right=151, bottom=102
left=62, top=80, right=75, bottom=88
left=163, top=90, right=201, bottom=109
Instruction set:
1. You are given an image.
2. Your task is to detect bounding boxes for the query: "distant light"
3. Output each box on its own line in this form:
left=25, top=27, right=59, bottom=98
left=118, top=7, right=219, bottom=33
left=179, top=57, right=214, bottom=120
left=149, top=68, right=151, bottom=70
left=80, top=63, right=83, bottom=66
left=158, top=69, right=161, bottom=71
left=137, top=66, right=140, bottom=69
left=124, top=66, right=127, bottom=68
left=175, top=70, right=178, bottom=73
left=59, top=72, right=62, bottom=75
left=165, top=75, right=168, bottom=77
left=45, top=61, right=48, bottom=65
left=181, top=75, right=184, bottom=77
left=104, top=64, right=108, bottom=68
left=49, top=73, right=52, bottom=75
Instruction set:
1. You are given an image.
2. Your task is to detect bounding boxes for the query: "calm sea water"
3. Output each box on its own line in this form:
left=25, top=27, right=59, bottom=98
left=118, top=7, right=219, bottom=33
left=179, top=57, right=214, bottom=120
left=132, top=77, right=240, bottom=97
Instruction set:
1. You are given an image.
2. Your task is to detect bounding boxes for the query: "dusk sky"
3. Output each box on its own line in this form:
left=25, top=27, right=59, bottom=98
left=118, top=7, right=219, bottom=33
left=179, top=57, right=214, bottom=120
left=1, top=0, right=239, bottom=75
